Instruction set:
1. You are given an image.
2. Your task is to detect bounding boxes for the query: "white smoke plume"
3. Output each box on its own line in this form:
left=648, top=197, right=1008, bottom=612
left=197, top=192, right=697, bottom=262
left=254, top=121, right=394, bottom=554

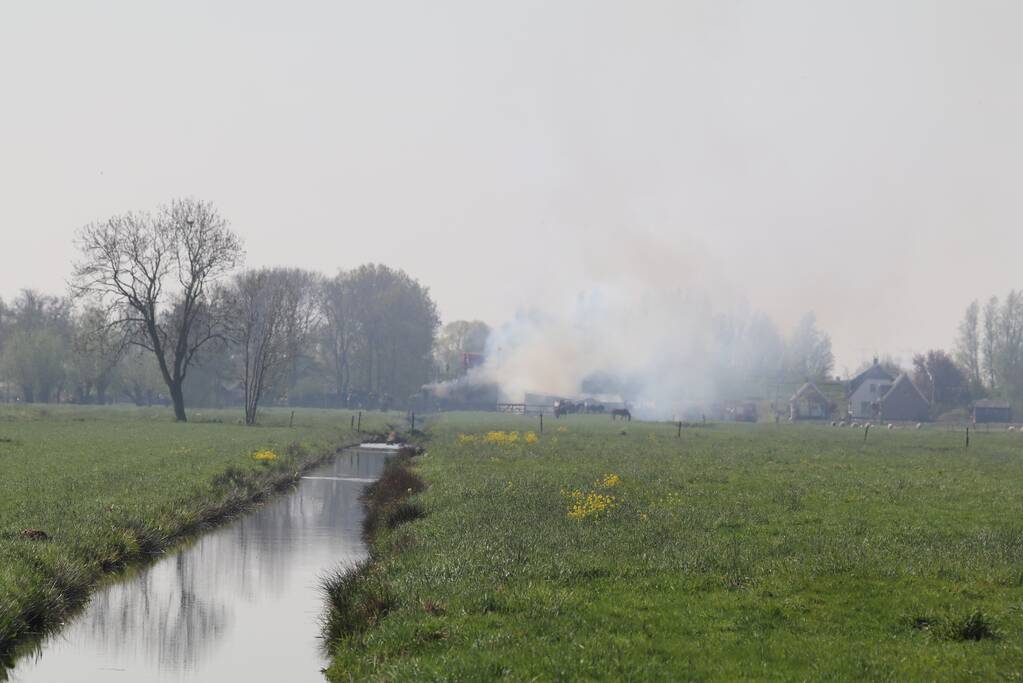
left=430, top=235, right=803, bottom=420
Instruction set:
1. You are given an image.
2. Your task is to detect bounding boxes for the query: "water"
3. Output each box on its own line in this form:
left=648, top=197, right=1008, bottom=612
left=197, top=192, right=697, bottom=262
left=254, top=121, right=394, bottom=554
left=8, top=446, right=396, bottom=683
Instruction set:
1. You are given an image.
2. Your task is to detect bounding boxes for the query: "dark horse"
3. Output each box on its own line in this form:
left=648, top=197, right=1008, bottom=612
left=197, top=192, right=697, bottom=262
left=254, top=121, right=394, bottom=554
left=611, top=408, right=631, bottom=421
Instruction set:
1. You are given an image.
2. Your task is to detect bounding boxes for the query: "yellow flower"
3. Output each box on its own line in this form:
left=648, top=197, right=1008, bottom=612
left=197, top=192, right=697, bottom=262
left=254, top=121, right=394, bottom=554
left=566, top=492, right=618, bottom=520
left=597, top=473, right=621, bottom=488
left=525, top=431, right=539, bottom=444
left=251, top=449, right=277, bottom=462
left=562, top=486, right=618, bottom=520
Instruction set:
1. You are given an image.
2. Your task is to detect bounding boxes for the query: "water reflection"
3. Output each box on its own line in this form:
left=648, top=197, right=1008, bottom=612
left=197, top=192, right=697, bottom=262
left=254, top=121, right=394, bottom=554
left=10, top=448, right=389, bottom=683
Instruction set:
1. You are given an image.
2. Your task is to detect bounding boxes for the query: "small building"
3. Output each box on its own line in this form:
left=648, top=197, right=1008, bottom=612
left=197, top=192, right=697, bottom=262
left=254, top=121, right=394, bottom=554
left=879, top=374, right=930, bottom=422
left=847, top=360, right=895, bottom=419
left=789, top=382, right=831, bottom=420
left=725, top=400, right=759, bottom=422
left=972, top=399, right=1012, bottom=423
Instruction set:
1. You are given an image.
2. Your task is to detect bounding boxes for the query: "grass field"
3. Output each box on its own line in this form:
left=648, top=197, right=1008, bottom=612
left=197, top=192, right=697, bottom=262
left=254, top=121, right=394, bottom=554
left=0, top=404, right=394, bottom=667
left=325, top=413, right=1023, bottom=681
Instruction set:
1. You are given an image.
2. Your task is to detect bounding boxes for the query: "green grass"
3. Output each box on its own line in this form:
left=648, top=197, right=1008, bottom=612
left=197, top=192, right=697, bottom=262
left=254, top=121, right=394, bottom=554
left=325, top=413, right=1023, bottom=681
left=0, top=404, right=394, bottom=667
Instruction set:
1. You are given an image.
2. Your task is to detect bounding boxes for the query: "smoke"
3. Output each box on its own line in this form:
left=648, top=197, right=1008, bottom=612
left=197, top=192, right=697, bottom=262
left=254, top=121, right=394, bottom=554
left=429, top=233, right=801, bottom=420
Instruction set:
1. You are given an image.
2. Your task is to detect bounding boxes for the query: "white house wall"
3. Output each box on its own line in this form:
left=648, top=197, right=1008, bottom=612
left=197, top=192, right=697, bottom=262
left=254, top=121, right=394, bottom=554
left=849, top=380, right=893, bottom=418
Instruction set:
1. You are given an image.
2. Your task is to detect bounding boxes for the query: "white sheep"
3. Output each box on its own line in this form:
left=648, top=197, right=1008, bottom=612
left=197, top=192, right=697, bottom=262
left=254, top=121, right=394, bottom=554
left=887, top=423, right=894, bottom=430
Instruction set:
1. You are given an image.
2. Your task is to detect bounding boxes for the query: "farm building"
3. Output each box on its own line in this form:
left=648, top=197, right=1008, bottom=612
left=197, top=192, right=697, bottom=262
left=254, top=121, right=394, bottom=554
left=972, top=399, right=1012, bottom=423
left=847, top=360, right=895, bottom=419
left=879, top=374, right=930, bottom=422
left=789, top=383, right=831, bottom=420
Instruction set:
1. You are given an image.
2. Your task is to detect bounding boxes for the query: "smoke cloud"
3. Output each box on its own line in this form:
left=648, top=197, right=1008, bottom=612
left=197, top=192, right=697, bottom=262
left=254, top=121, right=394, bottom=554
left=441, top=236, right=787, bottom=420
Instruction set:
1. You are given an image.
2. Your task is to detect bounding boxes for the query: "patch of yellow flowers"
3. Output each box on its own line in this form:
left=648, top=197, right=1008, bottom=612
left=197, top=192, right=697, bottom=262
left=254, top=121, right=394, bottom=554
left=563, top=490, right=618, bottom=520
left=562, top=473, right=622, bottom=520
left=456, top=431, right=540, bottom=446
left=251, top=449, right=278, bottom=462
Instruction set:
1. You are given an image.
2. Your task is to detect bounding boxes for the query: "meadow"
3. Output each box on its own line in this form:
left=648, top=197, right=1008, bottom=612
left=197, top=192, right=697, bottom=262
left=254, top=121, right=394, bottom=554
left=0, top=404, right=392, bottom=667
left=325, top=413, right=1023, bottom=681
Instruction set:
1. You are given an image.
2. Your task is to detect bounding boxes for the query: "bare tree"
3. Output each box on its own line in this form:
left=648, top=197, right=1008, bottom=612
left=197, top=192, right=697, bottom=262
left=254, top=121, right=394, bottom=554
left=982, top=296, right=1000, bottom=391
left=954, top=300, right=983, bottom=393
left=225, top=268, right=316, bottom=425
left=786, top=312, right=834, bottom=381
left=73, top=198, right=243, bottom=421
left=69, top=304, right=126, bottom=404
left=319, top=272, right=359, bottom=404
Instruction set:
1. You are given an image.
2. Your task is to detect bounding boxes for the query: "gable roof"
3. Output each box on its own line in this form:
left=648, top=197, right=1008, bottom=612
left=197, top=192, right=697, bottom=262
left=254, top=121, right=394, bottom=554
left=880, top=373, right=929, bottom=409
left=848, top=362, right=895, bottom=395
left=790, top=382, right=829, bottom=404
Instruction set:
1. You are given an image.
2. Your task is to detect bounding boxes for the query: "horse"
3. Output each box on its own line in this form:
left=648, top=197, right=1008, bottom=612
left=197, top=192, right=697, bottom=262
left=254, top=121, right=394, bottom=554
left=611, top=408, right=631, bottom=422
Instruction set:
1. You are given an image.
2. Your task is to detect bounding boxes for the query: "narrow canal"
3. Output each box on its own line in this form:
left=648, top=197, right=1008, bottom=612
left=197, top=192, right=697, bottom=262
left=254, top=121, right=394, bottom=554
left=10, top=445, right=396, bottom=682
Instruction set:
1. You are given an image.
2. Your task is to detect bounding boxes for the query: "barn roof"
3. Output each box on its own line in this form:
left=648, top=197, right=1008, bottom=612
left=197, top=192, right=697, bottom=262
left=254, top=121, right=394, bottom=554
left=973, top=399, right=1011, bottom=409
left=848, top=362, right=895, bottom=395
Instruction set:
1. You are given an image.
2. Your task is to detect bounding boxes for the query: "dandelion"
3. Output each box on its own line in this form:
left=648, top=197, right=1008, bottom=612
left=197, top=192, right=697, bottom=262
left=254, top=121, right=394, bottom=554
left=251, top=449, right=277, bottom=462
left=525, top=431, right=539, bottom=444
left=597, top=473, right=621, bottom=489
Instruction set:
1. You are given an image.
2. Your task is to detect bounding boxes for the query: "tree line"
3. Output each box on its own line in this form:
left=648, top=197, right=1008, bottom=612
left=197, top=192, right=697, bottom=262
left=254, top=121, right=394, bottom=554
left=954, top=293, right=1023, bottom=407
left=0, top=198, right=441, bottom=423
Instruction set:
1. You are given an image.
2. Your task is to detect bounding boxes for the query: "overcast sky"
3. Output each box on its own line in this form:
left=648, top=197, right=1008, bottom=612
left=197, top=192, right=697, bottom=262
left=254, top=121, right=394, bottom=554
left=2, top=1, right=1021, bottom=373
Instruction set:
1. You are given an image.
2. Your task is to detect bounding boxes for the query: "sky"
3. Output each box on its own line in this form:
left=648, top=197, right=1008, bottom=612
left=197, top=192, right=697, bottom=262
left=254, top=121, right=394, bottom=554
left=2, top=1, right=1022, bottom=375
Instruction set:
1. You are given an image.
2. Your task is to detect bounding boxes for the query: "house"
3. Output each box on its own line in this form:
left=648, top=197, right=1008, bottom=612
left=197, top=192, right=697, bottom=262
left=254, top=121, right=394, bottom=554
left=789, top=382, right=831, bottom=420
left=972, top=399, right=1012, bottom=423
left=879, top=374, right=930, bottom=422
left=847, top=359, right=895, bottom=419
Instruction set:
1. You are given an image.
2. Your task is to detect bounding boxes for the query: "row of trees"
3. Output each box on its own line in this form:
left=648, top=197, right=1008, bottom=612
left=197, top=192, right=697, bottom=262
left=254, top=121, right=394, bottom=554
left=955, top=292, right=1023, bottom=406
left=0, top=199, right=441, bottom=423
left=710, top=311, right=836, bottom=397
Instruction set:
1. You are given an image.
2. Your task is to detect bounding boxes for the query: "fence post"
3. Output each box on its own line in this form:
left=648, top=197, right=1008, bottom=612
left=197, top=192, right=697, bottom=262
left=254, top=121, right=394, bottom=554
left=540, top=412, right=543, bottom=434
left=357, top=411, right=362, bottom=433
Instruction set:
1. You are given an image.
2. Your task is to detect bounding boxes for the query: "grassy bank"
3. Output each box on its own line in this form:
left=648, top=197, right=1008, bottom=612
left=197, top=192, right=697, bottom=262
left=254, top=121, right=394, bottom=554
left=0, top=404, right=393, bottom=667
left=324, top=413, right=1023, bottom=680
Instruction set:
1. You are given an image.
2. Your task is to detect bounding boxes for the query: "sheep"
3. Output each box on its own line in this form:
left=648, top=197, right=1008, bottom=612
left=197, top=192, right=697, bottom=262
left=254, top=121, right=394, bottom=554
left=915, top=423, right=923, bottom=430
left=887, top=423, right=894, bottom=430
left=1009, top=426, right=1016, bottom=432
